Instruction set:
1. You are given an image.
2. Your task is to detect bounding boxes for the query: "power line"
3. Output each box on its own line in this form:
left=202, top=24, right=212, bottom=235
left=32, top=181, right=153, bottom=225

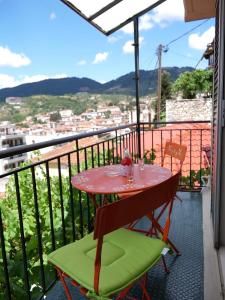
left=166, top=19, right=210, bottom=47
left=195, top=55, right=204, bottom=69
left=153, top=56, right=159, bottom=70
left=168, top=49, right=198, bottom=61
left=145, top=18, right=211, bottom=72
left=145, top=54, right=158, bottom=70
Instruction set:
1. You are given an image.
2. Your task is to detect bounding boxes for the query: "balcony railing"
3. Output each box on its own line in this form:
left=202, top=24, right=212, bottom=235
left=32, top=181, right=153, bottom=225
left=0, top=121, right=210, bottom=299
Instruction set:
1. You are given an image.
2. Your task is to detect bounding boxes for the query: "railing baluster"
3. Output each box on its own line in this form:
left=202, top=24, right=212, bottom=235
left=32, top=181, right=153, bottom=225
left=45, top=162, right=56, bottom=251
left=151, top=127, right=153, bottom=154
left=75, top=140, right=84, bottom=237
left=97, top=144, right=100, bottom=166
left=131, top=130, right=134, bottom=159
left=84, top=148, right=88, bottom=170
left=134, top=127, right=137, bottom=160
left=107, top=140, right=110, bottom=164
left=124, top=133, right=127, bottom=150
left=67, top=154, right=76, bottom=241
left=31, top=166, right=46, bottom=293
left=112, top=137, right=115, bottom=164
left=119, top=132, right=122, bottom=161
left=160, top=130, right=163, bottom=166
left=103, top=142, right=106, bottom=165
left=200, top=130, right=203, bottom=187
left=180, top=129, right=183, bottom=187
left=170, top=130, right=172, bottom=171
left=122, top=134, right=125, bottom=156
left=14, top=172, right=31, bottom=299
left=128, top=131, right=131, bottom=155
left=0, top=209, right=11, bottom=300
left=115, top=130, right=119, bottom=163
left=84, top=149, right=91, bottom=232
left=57, top=158, right=66, bottom=245
left=91, top=146, right=95, bottom=168
left=142, top=124, right=145, bottom=158
left=190, top=130, right=192, bottom=187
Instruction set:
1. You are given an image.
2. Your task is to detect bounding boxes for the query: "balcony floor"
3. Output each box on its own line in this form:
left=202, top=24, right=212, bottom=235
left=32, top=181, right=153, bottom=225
left=46, top=192, right=203, bottom=300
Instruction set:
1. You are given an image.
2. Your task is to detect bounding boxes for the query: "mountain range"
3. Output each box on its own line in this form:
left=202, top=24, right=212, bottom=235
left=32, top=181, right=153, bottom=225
left=0, top=66, right=194, bottom=102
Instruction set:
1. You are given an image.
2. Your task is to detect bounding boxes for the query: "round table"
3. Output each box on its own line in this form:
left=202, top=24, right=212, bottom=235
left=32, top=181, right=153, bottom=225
left=71, top=164, right=172, bottom=195
left=71, top=164, right=179, bottom=255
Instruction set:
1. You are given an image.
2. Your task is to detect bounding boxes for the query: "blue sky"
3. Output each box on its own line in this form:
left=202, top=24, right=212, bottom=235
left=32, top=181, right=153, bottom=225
left=0, top=0, right=215, bottom=89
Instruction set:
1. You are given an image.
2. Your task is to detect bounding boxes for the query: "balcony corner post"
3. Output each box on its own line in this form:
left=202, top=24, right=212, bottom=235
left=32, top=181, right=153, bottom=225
left=134, top=17, right=141, bottom=158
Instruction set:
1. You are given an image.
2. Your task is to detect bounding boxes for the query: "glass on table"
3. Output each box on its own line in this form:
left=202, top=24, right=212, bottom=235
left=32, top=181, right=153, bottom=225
left=138, top=158, right=144, bottom=171
left=127, top=164, right=134, bottom=183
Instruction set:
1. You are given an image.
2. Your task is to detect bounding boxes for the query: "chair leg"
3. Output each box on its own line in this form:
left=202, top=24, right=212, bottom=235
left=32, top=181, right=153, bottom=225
left=141, top=274, right=151, bottom=300
left=161, top=256, right=170, bottom=274
left=116, top=274, right=152, bottom=300
left=56, top=267, right=72, bottom=300
left=175, top=194, right=182, bottom=202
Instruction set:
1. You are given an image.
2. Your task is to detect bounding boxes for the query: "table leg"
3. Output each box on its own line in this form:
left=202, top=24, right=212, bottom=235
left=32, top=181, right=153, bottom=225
left=88, top=193, right=99, bottom=209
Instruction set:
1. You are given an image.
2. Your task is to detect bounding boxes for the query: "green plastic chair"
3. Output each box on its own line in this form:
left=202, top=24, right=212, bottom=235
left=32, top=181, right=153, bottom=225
left=48, top=172, right=180, bottom=300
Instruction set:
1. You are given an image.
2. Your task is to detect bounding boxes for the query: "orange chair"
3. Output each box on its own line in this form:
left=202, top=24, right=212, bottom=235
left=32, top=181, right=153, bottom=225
left=48, top=172, right=180, bottom=300
left=161, top=141, right=187, bottom=204
left=162, top=141, right=187, bottom=172
left=118, top=141, right=186, bottom=200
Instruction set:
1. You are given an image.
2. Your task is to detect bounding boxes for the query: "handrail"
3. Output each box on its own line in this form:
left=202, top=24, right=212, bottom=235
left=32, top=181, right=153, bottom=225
left=0, top=121, right=211, bottom=159
left=0, top=123, right=137, bottom=159
left=141, top=120, right=211, bottom=125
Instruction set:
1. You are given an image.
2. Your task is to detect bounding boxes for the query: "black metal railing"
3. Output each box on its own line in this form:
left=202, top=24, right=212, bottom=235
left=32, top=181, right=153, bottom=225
left=0, top=121, right=210, bottom=299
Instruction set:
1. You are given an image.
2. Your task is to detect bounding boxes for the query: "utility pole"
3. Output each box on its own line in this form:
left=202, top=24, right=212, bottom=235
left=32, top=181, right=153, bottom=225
left=156, top=44, right=163, bottom=123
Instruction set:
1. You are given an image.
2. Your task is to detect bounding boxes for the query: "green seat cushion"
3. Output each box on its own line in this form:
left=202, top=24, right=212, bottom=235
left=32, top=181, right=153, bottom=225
left=48, top=228, right=166, bottom=297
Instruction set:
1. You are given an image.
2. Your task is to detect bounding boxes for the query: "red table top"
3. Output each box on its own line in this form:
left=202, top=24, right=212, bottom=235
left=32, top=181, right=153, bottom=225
left=71, top=164, right=172, bottom=195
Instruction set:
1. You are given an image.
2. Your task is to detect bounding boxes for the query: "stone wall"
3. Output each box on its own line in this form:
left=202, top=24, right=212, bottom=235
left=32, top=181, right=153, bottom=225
left=166, top=98, right=212, bottom=122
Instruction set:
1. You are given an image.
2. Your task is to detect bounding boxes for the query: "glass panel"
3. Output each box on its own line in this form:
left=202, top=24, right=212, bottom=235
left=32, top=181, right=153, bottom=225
left=65, top=0, right=159, bottom=32
left=65, top=0, right=114, bottom=18
left=94, top=0, right=158, bottom=32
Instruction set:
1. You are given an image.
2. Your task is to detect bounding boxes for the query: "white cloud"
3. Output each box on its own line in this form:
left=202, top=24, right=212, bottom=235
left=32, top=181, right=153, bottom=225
left=189, top=26, right=215, bottom=51
left=0, top=74, right=17, bottom=88
left=0, top=73, right=67, bottom=89
left=0, top=46, right=31, bottom=68
left=140, top=14, right=154, bottom=30
left=77, top=60, right=87, bottom=66
left=92, top=52, right=108, bottom=64
left=120, top=0, right=184, bottom=34
left=150, top=0, right=184, bottom=25
left=123, top=37, right=144, bottom=54
left=121, top=14, right=154, bottom=34
left=120, top=23, right=133, bottom=34
left=50, top=12, right=56, bottom=20
left=107, top=35, right=121, bottom=44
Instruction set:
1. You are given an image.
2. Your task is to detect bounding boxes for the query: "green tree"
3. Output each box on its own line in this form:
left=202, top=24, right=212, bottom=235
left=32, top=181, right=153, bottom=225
left=160, top=70, right=172, bottom=119
left=161, top=70, right=172, bottom=102
left=0, top=148, right=117, bottom=299
left=173, top=69, right=213, bottom=99
left=50, top=111, right=61, bottom=122
left=104, top=110, right=111, bottom=119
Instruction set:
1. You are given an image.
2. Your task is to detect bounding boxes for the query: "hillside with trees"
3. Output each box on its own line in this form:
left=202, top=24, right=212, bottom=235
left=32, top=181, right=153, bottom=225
left=0, top=67, right=194, bottom=101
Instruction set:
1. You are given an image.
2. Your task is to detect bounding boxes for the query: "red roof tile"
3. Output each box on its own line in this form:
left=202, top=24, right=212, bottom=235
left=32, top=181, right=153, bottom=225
left=141, top=123, right=211, bottom=176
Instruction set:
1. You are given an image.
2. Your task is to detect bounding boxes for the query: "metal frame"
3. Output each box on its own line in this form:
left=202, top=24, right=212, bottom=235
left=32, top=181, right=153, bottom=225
left=0, top=120, right=211, bottom=299
left=60, top=0, right=166, bottom=36
left=212, top=0, right=225, bottom=248
left=60, top=0, right=167, bottom=158
left=134, top=18, right=141, bottom=158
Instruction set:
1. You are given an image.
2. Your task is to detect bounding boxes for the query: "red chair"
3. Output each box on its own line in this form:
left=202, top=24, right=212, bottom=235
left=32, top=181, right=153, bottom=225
left=48, top=172, right=180, bottom=300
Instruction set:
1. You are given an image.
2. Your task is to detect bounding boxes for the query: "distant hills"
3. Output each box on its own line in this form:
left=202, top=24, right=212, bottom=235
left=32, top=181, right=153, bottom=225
left=0, top=67, right=194, bottom=102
